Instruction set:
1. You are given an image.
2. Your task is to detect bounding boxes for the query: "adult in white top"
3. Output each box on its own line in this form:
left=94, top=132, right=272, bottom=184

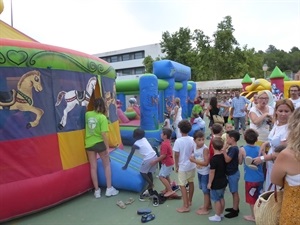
left=288, top=85, right=300, bottom=109
left=253, top=99, right=295, bottom=191
left=249, top=91, right=274, bottom=144
left=172, top=97, right=183, bottom=138
left=271, top=107, right=300, bottom=225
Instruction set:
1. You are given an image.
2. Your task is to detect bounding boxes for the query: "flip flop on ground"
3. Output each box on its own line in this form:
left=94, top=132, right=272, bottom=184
left=141, top=213, right=155, bottom=223
left=125, top=197, right=135, bottom=205
left=116, top=200, right=126, bottom=209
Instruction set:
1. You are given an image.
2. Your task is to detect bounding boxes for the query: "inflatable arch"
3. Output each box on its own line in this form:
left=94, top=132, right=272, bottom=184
left=116, top=60, right=197, bottom=145
left=0, top=38, right=123, bottom=222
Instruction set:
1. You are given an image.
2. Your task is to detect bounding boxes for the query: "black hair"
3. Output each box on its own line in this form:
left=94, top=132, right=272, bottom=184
left=94, top=97, right=106, bottom=114
left=274, top=144, right=287, bottom=153
left=133, top=128, right=145, bottom=140
left=178, top=119, right=192, bottom=134
left=212, top=123, right=223, bottom=135
left=162, top=128, right=172, bottom=139
left=244, top=129, right=258, bottom=145
left=193, top=130, right=204, bottom=139
left=228, top=130, right=240, bottom=142
left=212, top=137, right=224, bottom=151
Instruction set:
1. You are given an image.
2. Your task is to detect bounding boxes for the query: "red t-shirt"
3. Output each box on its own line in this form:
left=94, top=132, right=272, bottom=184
left=160, top=139, right=174, bottom=167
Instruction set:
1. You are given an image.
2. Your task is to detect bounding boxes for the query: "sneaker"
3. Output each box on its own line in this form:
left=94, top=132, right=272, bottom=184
left=105, top=186, right=119, bottom=197
left=139, top=195, right=147, bottom=202
left=225, top=208, right=240, bottom=213
left=94, top=188, right=101, bottom=199
left=209, top=214, right=221, bottom=222
left=142, top=190, right=150, bottom=197
left=152, top=196, right=159, bottom=207
left=224, top=209, right=239, bottom=218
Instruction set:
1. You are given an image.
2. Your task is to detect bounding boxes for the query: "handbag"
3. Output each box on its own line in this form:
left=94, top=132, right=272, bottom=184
left=212, top=115, right=224, bottom=124
left=253, top=184, right=283, bottom=225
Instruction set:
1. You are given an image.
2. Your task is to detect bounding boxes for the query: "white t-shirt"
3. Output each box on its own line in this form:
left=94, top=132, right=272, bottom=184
left=249, top=106, right=274, bottom=142
left=194, top=144, right=209, bottom=175
left=173, top=136, right=196, bottom=172
left=290, top=98, right=300, bottom=109
left=163, top=118, right=171, bottom=129
left=134, top=137, right=157, bottom=160
left=265, top=123, right=288, bottom=191
left=193, top=117, right=205, bottom=128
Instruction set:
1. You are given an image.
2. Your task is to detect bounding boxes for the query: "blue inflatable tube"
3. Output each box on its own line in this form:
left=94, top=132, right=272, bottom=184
left=97, top=149, right=145, bottom=193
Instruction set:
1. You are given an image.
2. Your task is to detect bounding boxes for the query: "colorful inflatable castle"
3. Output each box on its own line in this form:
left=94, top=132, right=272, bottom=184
left=0, top=38, right=144, bottom=222
left=116, top=60, right=197, bottom=145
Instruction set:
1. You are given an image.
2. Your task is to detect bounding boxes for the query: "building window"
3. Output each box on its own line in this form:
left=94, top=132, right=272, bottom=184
left=135, top=67, right=145, bottom=74
left=110, top=56, right=118, bottom=63
left=122, top=54, right=130, bottom=61
left=134, top=51, right=144, bottom=59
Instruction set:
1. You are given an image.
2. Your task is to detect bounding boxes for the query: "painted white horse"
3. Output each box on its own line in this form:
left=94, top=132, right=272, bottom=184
left=55, top=77, right=97, bottom=130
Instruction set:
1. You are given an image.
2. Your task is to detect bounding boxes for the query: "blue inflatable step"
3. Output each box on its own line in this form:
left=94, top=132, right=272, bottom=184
left=97, top=149, right=146, bottom=193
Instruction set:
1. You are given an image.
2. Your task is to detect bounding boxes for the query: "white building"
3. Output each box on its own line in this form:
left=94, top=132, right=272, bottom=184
left=94, top=43, right=165, bottom=76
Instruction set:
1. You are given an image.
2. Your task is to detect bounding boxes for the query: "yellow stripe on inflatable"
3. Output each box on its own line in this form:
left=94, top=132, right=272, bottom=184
left=108, top=120, right=122, bottom=147
left=58, top=130, right=88, bottom=170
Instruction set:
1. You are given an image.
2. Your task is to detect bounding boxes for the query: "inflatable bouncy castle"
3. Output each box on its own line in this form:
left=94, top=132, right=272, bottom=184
left=0, top=38, right=123, bottom=222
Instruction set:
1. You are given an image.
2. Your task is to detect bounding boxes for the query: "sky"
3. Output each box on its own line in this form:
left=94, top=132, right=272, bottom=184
left=0, top=0, right=299, bottom=55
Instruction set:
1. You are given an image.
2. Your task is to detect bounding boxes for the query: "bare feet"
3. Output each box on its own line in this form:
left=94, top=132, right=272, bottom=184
left=176, top=207, right=190, bottom=213
left=196, top=208, right=210, bottom=215
left=164, top=191, right=176, bottom=197
left=244, top=215, right=255, bottom=222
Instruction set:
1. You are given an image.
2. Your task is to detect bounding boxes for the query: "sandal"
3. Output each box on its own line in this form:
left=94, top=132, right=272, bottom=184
left=125, top=197, right=135, bottom=205
left=141, top=213, right=155, bottom=223
left=245, top=156, right=258, bottom=170
left=137, top=208, right=152, bottom=215
left=116, top=200, right=126, bottom=209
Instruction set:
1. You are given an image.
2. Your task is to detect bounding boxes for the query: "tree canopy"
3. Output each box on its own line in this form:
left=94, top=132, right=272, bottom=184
left=143, top=16, right=299, bottom=81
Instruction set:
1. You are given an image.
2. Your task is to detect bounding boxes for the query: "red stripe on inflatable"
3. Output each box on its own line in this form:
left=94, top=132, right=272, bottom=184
left=0, top=163, right=92, bottom=223
left=0, top=134, right=62, bottom=184
left=0, top=38, right=107, bottom=63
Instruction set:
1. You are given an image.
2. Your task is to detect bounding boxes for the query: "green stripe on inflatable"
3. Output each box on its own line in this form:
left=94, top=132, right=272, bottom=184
left=110, top=156, right=139, bottom=171
left=175, top=82, right=183, bottom=90
left=0, top=46, right=116, bottom=78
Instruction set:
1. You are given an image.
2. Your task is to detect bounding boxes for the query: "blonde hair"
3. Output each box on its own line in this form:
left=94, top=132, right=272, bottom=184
left=257, top=90, right=274, bottom=107
left=175, top=97, right=181, bottom=106
left=287, top=108, right=300, bottom=161
left=274, top=99, right=294, bottom=121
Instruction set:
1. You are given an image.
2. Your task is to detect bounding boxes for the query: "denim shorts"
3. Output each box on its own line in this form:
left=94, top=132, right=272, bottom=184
left=228, top=170, right=240, bottom=193
left=159, top=164, right=173, bottom=178
left=210, top=188, right=225, bottom=202
left=197, top=173, right=210, bottom=194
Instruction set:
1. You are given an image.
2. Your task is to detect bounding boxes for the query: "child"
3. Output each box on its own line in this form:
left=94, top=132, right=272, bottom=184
left=122, top=128, right=158, bottom=202
left=207, top=137, right=227, bottom=222
left=162, top=112, right=172, bottom=130
left=223, top=130, right=241, bottom=218
left=208, top=123, right=224, bottom=160
left=150, top=128, right=175, bottom=197
left=239, top=129, right=264, bottom=222
left=192, top=112, right=206, bottom=133
left=221, top=123, right=234, bottom=143
left=173, top=120, right=196, bottom=213
left=189, top=130, right=211, bottom=215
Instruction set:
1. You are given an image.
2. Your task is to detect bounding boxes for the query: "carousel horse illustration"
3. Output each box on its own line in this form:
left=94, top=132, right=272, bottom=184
left=0, top=70, right=44, bottom=128
left=55, top=77, right=97, bottom=130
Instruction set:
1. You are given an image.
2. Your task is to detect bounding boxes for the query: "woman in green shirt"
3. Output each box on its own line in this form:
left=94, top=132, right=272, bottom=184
left=85, top=97, right=119, bottom=198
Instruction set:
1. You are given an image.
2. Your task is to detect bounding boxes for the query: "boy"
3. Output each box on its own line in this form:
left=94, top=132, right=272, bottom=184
left=207, top=137, right=227, bottom=222
left=239, top=129, right=264, bottom=222
left=223, top=130, right=241, bottom=218
left=192, top=112, right=206, bottom=133
left=150, top=128, right=175, bottom=197
left=173, top=120, right=196, bottom=213
left=189, top=130, right=211, bottom=215
left=208, top=123, right=224, bottom=160
left=122, top=128, right=158, bottom=202
left=221, top=123, right=234, bottom=143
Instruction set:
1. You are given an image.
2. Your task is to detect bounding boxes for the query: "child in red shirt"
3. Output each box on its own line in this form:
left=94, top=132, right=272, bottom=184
left=151, top=128, right=175, bottom=197
left=208, top=124, right=224, bottom=159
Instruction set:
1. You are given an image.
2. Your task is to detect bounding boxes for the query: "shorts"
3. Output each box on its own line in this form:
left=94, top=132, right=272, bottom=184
left=245, top=181, right=264, bottom=205
left=197, top=173, right=210, bottom=194
left=86, top=142, right=106, bottom=153
left=177, top=168, right=196, bottom=186
left=210, top=188, right=225, bottom=202
left=159, top=164, right=173, bottom=178
left=227, top=170, right=240, bottom=193
left=140, top=155, right=158, bottom=174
